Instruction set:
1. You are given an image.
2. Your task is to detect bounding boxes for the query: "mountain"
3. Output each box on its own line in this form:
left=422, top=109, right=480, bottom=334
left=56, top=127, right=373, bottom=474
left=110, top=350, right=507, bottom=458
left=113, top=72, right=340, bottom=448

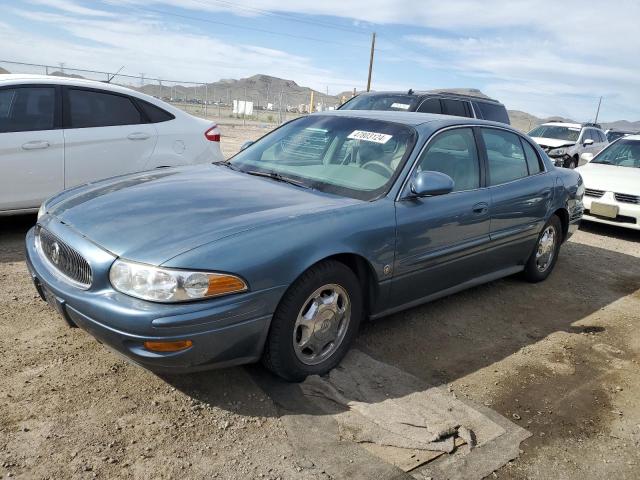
left=507, top=110, right=640, bottom=133
left=136, top=74, right=337, bottom=108
left=0, top=67, right=10, bottom=74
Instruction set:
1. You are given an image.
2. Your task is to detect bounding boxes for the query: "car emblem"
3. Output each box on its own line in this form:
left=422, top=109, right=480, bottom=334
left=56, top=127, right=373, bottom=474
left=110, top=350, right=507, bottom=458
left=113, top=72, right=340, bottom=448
left=51, top=242, right=61, bottom=265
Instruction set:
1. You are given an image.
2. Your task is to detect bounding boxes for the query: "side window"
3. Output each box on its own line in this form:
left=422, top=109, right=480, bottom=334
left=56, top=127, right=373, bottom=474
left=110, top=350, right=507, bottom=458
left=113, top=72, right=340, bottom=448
left=138, top=100, right=175, bottom=123
left=417, top=128, right=480, bottom=192
left=476, top=102, right=510, bottom=124
left=596, top=130, right=605, bottom=143
left=521, top=139, right=543, bottom=174
left=441, top=99, right=469, bottom=118
left=0, top=87, right=55, bottom=133
left=416, top=98, right=442, bottom=114
left=482, top=128, right=529, bottom=186
left=68, top=89, right=143, bottom=128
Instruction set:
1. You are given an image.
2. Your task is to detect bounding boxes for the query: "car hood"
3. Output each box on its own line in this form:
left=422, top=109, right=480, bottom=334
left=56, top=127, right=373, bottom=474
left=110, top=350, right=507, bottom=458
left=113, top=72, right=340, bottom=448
left=531, top=137, right=576, bottom=149
left=47, top=164, right=359, bottom=264
left=576, top=162, right=640, bottom=194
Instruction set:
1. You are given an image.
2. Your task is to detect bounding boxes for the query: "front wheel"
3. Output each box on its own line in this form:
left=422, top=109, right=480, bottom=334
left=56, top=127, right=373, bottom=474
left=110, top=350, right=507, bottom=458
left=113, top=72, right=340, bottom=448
left=523, top=215, right=563, bottom=283
left=262, top=260, right=362, bottom=382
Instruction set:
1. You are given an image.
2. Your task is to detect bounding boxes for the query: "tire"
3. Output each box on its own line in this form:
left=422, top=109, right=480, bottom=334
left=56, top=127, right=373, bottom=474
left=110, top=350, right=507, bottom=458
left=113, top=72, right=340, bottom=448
left=523, top=215, right=563, bottom=283
left=566, top=156, right=578, bottom=169
left=262, top=260, right=363, bottom=382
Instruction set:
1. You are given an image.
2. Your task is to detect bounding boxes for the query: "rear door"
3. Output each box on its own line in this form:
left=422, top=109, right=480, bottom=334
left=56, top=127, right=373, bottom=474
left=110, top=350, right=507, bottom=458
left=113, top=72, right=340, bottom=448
left=0, top=85, right=64, bottom=211
left=391, top=127, right=491, bottom=307
left=62, top=87, right=157, bottom=188
left=480, top=127, right=553, bottom=265
left=441, top=99, right=473, bottom=118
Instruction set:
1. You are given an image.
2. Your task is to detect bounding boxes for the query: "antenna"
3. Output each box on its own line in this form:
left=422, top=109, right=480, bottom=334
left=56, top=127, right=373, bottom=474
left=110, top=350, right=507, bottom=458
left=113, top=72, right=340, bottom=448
left=594, top=96, right=602, bottom=124
left=106, top=66, right=125, bottom=83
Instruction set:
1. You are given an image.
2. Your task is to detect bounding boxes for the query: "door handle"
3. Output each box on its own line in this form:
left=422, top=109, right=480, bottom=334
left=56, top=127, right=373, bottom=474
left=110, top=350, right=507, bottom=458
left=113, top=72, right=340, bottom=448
left=127, top=132, right=151, bottom=140
left=22, top=141, right=50, bottom=150
left=472, top=202, right=489, bottom=215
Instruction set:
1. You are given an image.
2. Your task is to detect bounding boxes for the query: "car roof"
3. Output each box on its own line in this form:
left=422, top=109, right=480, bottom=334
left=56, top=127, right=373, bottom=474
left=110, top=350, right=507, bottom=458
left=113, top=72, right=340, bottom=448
left=622, top=134, right=640, bottom=140
left=542, top=121, right=582, bottom=128
left=351, top=90, right=503, bottom=104
left=0, top=73, right=184, bottom=115
left=311, top=109, right=513, bottom=130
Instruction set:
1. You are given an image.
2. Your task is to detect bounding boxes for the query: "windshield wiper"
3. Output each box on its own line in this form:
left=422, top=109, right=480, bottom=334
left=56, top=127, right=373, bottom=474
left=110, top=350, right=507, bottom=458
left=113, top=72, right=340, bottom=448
left=217, top=161, right=240, bottom=170
left=243, top=170, right=310, bottom=189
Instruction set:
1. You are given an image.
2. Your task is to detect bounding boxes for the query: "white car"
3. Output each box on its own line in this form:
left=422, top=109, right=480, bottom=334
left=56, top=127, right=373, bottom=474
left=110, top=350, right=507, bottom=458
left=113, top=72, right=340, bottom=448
left=0, top=74, right=224, bottom=215
left=577, top=135, right=640, bottom=230
left=528, top=122, right=608, bottom=169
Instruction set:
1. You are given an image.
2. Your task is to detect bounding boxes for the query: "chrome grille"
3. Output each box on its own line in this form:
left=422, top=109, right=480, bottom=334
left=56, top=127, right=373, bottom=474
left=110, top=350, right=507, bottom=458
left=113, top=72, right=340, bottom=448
left=584, top=188, right=605, bottom=198
left=614, top=193, right=640, bottom=204
left=37, top=227, right=92, bottom=288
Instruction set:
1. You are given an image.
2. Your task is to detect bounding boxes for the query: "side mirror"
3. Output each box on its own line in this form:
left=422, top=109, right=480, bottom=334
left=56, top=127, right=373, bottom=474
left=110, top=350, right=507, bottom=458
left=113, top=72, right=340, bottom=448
left=240, top=140, right=254, bottom=151
left=579, top=152, right=594, bottom=166
left=583, top=138, right=594, bottom=146
left=409, top=171, right=454, bottom=197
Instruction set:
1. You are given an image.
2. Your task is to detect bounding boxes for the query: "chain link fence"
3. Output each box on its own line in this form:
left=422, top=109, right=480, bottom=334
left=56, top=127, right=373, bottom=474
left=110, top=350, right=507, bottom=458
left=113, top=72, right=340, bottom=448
left=0, top=60, right=344, bottom=126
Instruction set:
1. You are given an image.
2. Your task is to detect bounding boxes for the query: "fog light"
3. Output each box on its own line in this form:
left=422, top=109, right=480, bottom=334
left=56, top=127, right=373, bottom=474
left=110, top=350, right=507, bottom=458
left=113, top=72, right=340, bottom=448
left=143, top=340, right=193, bottom=352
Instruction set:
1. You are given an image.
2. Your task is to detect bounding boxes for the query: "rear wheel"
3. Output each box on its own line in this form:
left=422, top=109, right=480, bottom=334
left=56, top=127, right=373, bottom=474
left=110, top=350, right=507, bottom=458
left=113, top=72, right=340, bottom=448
left=523, top=215, right=562, bottom=282
left=262, top=260, right=362, bottom=382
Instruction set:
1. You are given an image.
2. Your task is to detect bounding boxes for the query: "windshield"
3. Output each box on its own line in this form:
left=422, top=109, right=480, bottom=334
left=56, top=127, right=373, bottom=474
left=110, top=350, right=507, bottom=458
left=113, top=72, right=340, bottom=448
left=528, top=125, right=579, bottom=142
left=229, top=115, right=417, bottom=200
left=339, top=94, right=419, bottom=112
left=606, top=131, right=630, bottom=142
left=591, top=139, right=640, bottom=168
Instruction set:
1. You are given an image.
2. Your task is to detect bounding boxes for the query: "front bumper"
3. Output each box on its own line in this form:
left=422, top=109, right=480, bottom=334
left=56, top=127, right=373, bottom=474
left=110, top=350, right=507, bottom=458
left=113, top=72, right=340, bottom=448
left=582, top=193, right=640, bottom=231
left=25, top=223, right=285, bottom=373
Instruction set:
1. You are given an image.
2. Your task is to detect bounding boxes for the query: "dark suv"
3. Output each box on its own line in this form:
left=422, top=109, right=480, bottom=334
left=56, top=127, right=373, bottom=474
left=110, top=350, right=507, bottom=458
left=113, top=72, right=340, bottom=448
left=338, top=90, right=510, bottom=124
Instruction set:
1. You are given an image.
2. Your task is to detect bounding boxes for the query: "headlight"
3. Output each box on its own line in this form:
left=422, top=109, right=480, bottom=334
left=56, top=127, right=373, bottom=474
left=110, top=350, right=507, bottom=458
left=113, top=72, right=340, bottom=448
left=37, top=202, right=46, bottom=220
left=109, top=259, right=247, bottom=302
left=548, top=148, right=566, bottom=156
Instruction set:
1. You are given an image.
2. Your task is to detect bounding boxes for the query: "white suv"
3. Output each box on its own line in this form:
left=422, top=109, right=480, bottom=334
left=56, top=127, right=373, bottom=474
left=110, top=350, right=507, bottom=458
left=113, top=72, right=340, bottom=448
left=528, top=122, right=608, bottom=169
left=0, top=75, right=224, bottom=215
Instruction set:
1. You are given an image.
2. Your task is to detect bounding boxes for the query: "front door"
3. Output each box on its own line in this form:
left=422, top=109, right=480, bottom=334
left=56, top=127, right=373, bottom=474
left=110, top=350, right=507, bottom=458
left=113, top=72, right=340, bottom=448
left=0, top=85, right=64, bottom=211
left=62, top=87, right=157, bottom=189
left=390, top=127, right=491, bottom=308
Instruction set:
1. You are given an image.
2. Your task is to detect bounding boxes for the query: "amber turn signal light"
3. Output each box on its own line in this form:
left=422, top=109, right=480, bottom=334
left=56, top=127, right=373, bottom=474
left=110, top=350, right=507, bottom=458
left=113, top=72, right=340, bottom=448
left=143, top=340, right=193, bottom=352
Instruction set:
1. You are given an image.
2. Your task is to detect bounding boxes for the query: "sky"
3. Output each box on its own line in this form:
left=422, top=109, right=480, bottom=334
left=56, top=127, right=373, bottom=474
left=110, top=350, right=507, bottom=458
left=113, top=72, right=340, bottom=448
left=1, top=0, right=639, bottom=122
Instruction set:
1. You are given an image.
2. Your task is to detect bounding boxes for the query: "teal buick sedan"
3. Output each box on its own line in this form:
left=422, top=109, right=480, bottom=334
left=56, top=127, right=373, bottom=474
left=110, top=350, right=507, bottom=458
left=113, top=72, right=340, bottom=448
left=26, top=111, right=584, bottom=381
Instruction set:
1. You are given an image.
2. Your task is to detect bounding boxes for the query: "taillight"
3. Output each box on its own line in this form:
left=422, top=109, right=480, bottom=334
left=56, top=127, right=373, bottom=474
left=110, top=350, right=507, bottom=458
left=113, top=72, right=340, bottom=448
left=205, top=125, right=221, bottom=142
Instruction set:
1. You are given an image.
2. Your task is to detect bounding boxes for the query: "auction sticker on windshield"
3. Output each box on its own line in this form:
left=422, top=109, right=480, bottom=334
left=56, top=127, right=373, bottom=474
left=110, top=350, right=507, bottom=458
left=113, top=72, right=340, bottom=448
left=347, top=130, right=393, bottom=144
left=390, top=103, right=410, bottom=110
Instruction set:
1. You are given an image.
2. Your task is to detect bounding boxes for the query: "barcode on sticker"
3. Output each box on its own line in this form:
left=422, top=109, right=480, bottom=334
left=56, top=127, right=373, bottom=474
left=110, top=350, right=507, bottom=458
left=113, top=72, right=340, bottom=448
left=347, top=130, right=393, bottom=144
left=390, top=103, right=410, bottom=110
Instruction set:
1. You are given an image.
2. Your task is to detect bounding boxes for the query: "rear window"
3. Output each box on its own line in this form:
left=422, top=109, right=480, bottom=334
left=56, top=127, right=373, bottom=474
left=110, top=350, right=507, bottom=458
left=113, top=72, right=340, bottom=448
left=475, top=101, right=510, bottom=124
left=138, top=100, right=174, bottom=123
left=339, top=94, right=419, bottom=112
left=68, top=89, right=143, bottom=128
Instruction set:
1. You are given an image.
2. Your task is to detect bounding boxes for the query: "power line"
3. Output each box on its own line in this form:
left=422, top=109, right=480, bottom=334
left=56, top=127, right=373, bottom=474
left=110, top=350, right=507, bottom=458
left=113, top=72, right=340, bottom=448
left=189, top=0, right=372, bottom=36
left=130, top=5, right=372, bottom=50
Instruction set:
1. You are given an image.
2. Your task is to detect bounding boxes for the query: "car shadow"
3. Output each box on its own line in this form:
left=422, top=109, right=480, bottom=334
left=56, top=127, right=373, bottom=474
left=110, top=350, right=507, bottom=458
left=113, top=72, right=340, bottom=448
left=0, top=214, right=36, bottom=264
left=162, top=235, right=640, bottom=421
left=579, top=219, right=639, bottom=243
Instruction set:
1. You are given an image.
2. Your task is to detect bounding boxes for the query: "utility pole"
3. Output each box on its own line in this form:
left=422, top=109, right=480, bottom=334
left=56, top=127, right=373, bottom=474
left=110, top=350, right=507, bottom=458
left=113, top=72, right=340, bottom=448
left=594, top=96, right=603, bottom=124
left=309, top=89, right=314, bottom=114
left=205, top=84, right=208, bottom=117
left=366, top=32, right=376, bottom=92
left=140, top=73, right=145, bottom=87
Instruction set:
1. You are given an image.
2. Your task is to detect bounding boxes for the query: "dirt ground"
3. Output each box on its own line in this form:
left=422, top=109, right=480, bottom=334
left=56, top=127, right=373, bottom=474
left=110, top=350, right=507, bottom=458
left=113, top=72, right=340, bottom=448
left=1, top=125, right=639, bottom=479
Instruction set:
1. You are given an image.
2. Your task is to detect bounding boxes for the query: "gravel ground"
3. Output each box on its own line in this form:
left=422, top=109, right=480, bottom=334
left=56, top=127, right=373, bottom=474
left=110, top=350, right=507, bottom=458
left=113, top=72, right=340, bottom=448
left=1, top=126, right=639, bottom=479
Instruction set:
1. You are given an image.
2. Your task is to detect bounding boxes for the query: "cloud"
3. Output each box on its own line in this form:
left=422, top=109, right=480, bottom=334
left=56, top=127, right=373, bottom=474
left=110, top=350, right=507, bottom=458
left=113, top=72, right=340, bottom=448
left=2, top=6, right=364, bottom=92
left=28, top=0, right=116, bottom=17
